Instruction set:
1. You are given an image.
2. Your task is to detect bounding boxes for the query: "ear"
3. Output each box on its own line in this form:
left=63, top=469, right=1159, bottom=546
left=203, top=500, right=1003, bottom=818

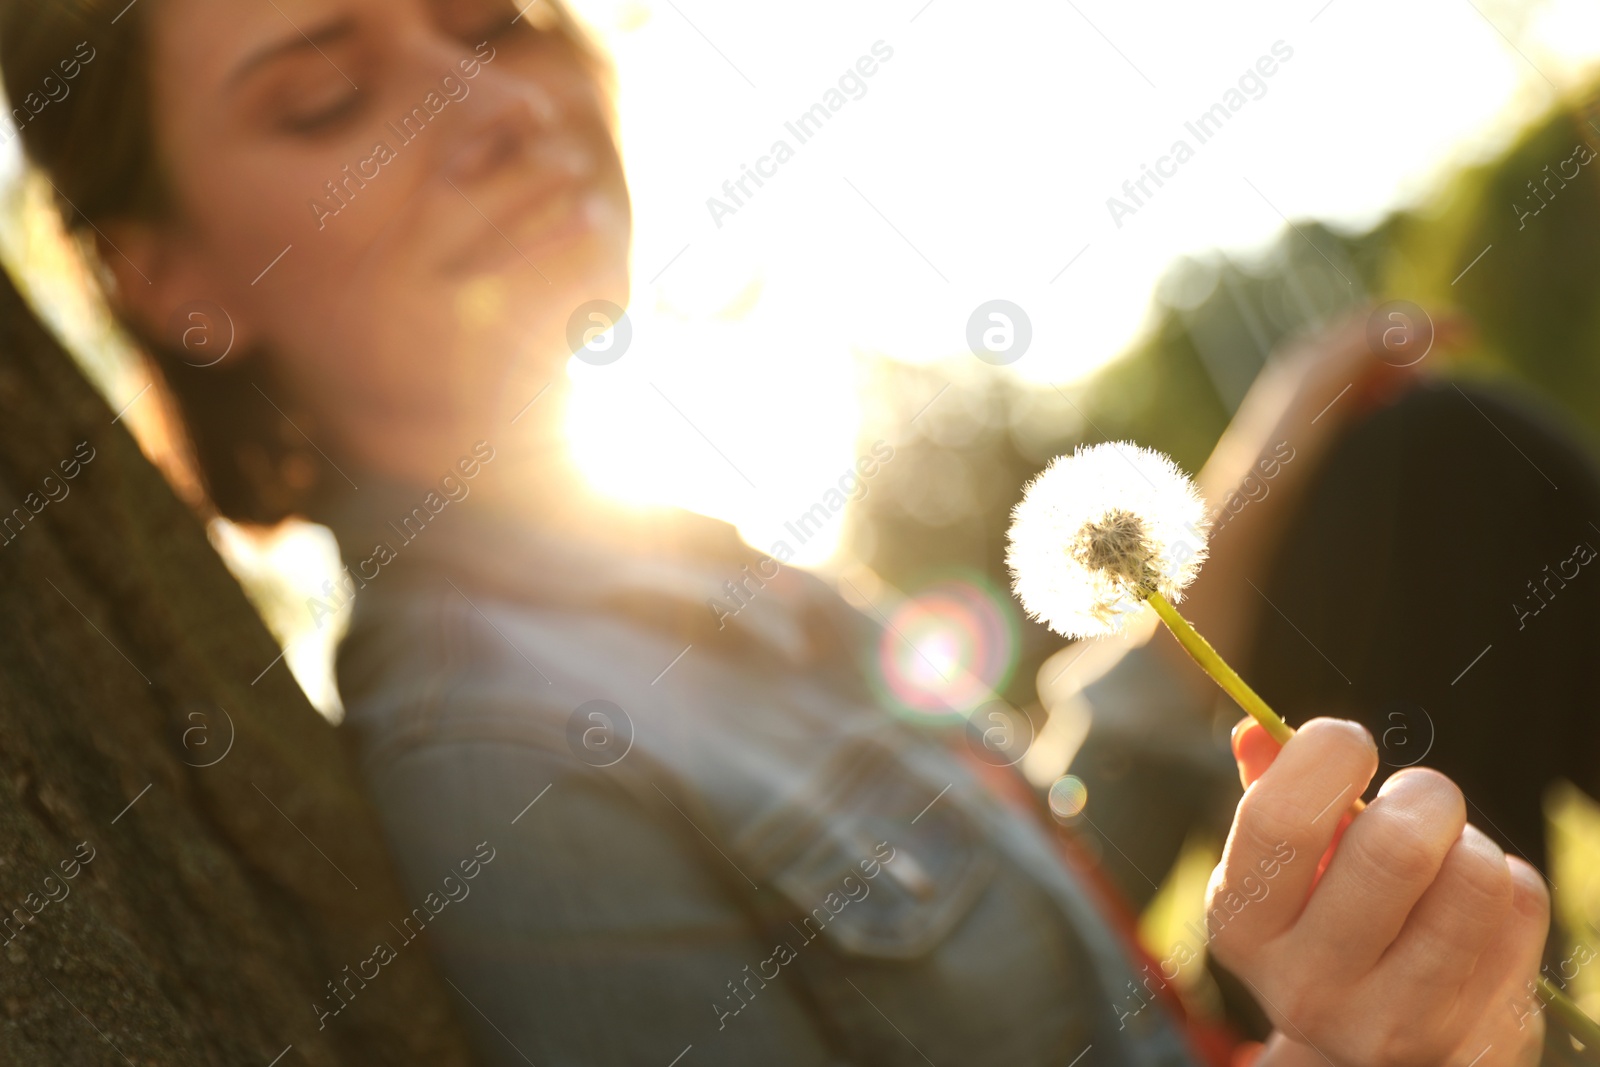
left=94, top=220, right=257, bottom=359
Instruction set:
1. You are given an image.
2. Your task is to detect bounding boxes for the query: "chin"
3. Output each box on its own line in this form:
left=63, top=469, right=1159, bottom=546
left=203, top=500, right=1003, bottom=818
left=516, top=224, right=631, bottom=316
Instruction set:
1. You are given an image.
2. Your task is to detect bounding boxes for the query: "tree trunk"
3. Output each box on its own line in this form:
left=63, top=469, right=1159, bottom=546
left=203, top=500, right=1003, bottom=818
left=0, top=267, right=479, bottom=1064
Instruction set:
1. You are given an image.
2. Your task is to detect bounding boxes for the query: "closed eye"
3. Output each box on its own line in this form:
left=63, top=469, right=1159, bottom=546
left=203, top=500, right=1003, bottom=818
left=281, top=89, right=364, bottom=135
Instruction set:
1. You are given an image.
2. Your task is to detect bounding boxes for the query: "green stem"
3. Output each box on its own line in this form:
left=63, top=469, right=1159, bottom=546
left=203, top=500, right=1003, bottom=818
left=1143, top=590, right=1600, bottom=1053
left=1144, top=590, right=1294, bottom=746
left=1540, top=975, right=1600, bottom=1051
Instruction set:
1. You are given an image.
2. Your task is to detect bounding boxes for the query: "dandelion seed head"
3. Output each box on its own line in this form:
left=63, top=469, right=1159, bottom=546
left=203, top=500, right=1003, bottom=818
left=1006, top=442, right=1210, bottom=638
left=1070, top=507, right=1157, bottom=581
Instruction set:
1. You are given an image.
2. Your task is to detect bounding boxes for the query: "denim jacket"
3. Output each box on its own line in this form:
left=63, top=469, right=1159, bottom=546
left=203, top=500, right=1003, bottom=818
left=321, top=480, right=1201, bottom=1067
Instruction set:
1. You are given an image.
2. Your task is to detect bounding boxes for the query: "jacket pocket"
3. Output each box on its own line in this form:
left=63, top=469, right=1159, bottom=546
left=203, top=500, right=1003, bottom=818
left=731, top=730, right=998, bottom=960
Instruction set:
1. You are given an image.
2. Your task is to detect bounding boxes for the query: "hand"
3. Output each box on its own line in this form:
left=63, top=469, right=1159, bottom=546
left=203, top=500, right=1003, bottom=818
left=1213, top=717, right=1550, bottom=1067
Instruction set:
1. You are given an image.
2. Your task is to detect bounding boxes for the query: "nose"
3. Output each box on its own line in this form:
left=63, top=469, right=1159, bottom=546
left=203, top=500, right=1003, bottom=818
left=442, top=70, right=562, bottom=184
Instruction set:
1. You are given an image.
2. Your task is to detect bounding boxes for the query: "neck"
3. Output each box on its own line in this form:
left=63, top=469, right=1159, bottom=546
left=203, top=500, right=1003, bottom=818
left=312, top=376, right=692, bottom=555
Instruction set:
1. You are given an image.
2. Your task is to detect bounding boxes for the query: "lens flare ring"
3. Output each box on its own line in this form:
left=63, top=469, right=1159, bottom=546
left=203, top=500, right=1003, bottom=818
left=870, top=573, right=1019, bottom=722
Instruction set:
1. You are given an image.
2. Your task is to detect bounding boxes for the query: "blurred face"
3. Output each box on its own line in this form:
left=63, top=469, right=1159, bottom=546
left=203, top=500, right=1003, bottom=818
left=126, top=0, right=630, bottom=477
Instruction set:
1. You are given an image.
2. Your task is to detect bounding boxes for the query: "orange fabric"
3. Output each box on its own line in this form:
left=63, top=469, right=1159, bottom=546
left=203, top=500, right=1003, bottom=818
left=1231, top=1041, right=1266, bottom=1066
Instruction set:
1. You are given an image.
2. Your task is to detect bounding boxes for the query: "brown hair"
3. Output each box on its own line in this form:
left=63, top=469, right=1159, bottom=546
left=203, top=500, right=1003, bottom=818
left=0, top=0, right=614, bottom=524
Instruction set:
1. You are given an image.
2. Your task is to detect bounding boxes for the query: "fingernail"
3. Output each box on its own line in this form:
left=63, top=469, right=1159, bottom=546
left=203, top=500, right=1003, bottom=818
left=1330, top=717, right=1378, bottom=753
left=1230, top=718, right=1249, bottom=759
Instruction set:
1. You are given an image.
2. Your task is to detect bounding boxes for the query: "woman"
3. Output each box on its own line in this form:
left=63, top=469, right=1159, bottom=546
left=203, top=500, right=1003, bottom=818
left=0, top=1, right=1556, bottom=1064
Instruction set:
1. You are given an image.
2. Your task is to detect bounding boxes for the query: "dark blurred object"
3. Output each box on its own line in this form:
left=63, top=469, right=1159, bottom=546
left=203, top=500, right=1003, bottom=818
left=1245, top=377, right=1600, bottom=879
left=0, top=266, right=476, bottom=1064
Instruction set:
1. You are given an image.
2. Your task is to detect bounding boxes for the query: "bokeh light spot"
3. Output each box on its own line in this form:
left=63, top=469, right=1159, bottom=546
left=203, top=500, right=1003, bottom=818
left=1049, top=775, right=1089, bottom=820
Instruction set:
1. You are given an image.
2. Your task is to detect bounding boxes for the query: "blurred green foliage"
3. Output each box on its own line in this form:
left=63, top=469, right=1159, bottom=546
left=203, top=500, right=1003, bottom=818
left=1394, top=84, right=1600, bottom=452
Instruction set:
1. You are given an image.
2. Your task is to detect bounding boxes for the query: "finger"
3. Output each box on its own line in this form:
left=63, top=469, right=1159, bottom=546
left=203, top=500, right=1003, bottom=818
left=1233, top=721, right=1356, bottom=882
left=1293, top=767, right=1467, bottom=980
left=1210, top=718, right=1378, bottom=960
left=1310, top=807, right=1355, bottom=888
left=1367, top=824, right=1513, bottom=1027
left=1452, top=858, right=1550, bottom=1067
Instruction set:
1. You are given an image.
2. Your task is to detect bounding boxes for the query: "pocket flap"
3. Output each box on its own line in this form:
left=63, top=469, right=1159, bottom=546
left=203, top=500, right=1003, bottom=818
left=735, top=732, right=997, bottom=960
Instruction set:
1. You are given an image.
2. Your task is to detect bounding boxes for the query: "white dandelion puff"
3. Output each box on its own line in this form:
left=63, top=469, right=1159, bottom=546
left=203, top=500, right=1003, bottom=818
left=1006, top=441, right=1210, bottom=639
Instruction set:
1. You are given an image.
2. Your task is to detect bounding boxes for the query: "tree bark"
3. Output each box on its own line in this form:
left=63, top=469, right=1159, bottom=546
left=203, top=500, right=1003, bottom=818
left=0, top=268, right=479, bottom=1064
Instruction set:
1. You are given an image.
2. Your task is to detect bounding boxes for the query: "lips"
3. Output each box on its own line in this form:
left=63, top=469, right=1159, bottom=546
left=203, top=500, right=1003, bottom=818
left=441, top=166, right=599, bottom=277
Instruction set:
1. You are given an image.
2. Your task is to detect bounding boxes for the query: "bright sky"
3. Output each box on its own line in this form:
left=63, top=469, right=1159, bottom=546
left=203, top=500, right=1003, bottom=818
left=565, top=0, right=1600, bottom=561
